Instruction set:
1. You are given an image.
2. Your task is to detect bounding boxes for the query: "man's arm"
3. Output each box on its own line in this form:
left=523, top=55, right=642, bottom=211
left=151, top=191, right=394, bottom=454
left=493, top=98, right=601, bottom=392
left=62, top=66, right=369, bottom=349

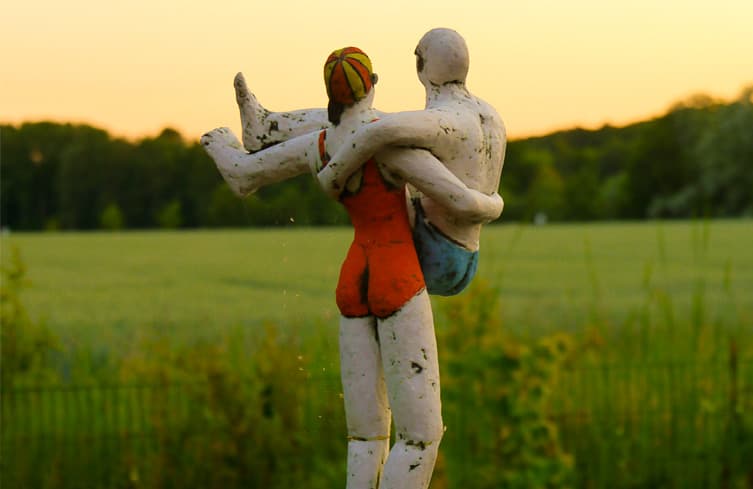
left=317, top=110, right=456, bottom=196
left=376, top=147, right=503, bottom=224
left=201, top=127, right=318, bottom=197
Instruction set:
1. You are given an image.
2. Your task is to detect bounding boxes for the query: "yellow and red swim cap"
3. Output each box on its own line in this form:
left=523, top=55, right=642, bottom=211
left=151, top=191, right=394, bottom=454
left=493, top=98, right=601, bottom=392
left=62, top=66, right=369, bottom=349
left=324, top=47, right=374, bottom=105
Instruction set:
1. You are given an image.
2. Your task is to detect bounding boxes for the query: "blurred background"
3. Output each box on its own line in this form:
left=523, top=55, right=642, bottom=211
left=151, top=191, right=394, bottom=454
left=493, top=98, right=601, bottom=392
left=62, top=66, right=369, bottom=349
left=1, top=1, right=752, bottom=487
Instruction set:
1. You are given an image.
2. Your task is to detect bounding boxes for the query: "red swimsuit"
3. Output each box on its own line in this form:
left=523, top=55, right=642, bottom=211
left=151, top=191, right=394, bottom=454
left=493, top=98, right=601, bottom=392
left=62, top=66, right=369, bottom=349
left=319, top=130, right=425, bottom=318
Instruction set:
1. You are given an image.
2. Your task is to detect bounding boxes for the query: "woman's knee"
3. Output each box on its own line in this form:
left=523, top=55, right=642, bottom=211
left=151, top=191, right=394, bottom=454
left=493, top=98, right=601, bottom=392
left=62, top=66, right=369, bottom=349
left=340, top=317, right=391, bottom=438
left=395, top=407, right=443, bottom=445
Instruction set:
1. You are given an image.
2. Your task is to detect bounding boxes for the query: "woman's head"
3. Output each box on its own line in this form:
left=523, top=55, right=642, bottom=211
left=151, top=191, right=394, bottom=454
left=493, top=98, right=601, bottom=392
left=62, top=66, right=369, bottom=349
left=324, top=47, right=378, bottom=124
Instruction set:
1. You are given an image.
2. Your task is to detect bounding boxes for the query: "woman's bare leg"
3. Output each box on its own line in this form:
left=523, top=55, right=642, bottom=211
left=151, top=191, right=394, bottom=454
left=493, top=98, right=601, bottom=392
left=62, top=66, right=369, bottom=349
left=377, top=292, right=443, bottom=489
left=235, top=72, right=329, bottom=152
left=200, top=127, right=317, bottom=196
left=340, top=315, right=391, bottom=489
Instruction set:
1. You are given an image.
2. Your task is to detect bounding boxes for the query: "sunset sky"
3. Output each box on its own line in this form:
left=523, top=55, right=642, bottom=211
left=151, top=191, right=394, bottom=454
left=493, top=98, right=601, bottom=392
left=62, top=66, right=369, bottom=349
left=2, top=0, right=751, bottom=141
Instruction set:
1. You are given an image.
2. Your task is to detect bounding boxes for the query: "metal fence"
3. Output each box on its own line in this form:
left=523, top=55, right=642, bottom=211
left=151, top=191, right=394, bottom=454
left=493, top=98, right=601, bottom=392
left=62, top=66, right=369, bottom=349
left=551, top=359, right=753, bottom=488
left=2, top=359, right=752, bottom=489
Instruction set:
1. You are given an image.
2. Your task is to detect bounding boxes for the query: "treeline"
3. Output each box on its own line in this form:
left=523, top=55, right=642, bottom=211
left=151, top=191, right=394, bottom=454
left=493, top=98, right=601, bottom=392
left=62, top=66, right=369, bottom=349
left=503, top=85, right=753, bottom=221
left=1, top=86, right=751, bottom=230
left=0, top=125, right=347, bottom=230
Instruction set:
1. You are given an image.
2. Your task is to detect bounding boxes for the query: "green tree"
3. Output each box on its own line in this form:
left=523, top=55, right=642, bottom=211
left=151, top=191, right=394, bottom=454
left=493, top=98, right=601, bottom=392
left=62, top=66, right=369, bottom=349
left=692, top=86, right=753, bottom=216
left=99, top=202, right=125, bottom=230
left=529, top=163, right=565, bottom=220
left=562, top=152, right=602, bottom=220
left=156, top=199, right=183, bottom=229
left=56, top=125, right=113, bottom=229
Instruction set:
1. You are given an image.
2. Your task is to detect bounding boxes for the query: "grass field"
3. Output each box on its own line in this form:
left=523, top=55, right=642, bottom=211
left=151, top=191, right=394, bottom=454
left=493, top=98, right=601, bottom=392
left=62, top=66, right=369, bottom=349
left=3, top=220, right=752, bottom=488
left=3, top=220, right=751, bottom=350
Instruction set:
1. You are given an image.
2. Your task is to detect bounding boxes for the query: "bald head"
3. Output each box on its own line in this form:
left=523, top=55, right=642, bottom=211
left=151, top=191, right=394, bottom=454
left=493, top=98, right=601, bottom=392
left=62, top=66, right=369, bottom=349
left=415, top=28, right=469, bottom=87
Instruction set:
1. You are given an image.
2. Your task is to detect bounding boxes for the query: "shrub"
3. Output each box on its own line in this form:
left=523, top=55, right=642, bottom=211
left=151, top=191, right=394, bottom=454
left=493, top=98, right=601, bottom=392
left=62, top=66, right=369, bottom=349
left=437, top=278, right=575, bottom=488
left=0, top=246, right=59, bottom=387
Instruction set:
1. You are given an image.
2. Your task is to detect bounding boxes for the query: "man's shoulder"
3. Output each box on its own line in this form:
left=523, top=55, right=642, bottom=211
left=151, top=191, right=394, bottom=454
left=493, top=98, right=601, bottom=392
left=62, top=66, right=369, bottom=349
left=471, top=95, right=502, bottom=118
left=472, top=98, right=505, bottom=136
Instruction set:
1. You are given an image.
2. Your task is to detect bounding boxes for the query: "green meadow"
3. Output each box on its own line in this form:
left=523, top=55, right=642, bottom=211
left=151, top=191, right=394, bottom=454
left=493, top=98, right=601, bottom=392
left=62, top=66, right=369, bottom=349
left=3, top=220, right=752, bottom=488
left=5, top=219, right=752, bottom=351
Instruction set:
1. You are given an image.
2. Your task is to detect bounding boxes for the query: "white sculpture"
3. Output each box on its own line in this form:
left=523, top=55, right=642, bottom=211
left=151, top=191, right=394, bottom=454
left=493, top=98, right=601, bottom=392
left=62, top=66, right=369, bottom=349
left=202, top=28, right=506, bottom=489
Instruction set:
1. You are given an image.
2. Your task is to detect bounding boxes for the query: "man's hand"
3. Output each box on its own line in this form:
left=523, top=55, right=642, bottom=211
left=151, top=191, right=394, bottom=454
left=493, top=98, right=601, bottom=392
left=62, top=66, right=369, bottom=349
left=317, top=163, right=343, bottom=200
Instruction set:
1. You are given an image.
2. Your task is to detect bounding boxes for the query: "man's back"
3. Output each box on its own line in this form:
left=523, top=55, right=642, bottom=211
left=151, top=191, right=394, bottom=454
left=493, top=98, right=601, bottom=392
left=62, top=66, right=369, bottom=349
left=408, top=87, right=504, bottom=249
left=424, top=90, right=505, bottom=194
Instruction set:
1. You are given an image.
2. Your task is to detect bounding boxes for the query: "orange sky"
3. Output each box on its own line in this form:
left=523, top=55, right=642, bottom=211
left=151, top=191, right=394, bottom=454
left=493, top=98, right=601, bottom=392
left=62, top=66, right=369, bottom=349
left=2, top=0, right=751, bottom=141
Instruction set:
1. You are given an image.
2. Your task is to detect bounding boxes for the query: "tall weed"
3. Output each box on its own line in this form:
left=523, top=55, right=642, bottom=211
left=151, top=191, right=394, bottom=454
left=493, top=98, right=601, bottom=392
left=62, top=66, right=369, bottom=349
left=437, top=278, right=575, bottom=489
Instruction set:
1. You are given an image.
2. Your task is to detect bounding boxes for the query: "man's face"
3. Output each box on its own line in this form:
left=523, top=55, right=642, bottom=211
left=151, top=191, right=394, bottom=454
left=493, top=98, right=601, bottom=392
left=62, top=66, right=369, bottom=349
left=415, top=48, right=425, bottom=74
left=414, top=46, right=430, bottom=88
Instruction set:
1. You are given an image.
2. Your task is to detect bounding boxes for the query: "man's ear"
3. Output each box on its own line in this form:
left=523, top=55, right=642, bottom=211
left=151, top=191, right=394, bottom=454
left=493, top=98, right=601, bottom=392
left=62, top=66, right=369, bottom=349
left=371, top=73, right=379, bottom=85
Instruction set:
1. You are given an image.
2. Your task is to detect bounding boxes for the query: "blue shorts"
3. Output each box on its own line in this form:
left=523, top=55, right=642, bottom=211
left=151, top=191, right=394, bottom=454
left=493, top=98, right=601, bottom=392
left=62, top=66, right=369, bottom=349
left=412, top=199, right=479, bottom=296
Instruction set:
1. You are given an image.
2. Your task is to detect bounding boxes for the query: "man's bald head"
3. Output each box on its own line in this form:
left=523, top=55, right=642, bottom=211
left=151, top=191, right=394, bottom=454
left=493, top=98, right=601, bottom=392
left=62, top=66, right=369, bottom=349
left=415, top=28, right=470, bottom=87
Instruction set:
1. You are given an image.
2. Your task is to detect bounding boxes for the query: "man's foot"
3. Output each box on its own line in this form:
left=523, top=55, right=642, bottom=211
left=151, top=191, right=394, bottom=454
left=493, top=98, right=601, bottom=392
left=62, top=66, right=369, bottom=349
left=235, top=72, right=273, bottom=152
left=201, top=127, right=260, bottom=196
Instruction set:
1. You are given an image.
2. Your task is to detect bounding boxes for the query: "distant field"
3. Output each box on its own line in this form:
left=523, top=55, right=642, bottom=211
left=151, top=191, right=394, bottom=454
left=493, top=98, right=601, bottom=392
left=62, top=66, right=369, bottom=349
left=3, top=220, right=752, bottom=350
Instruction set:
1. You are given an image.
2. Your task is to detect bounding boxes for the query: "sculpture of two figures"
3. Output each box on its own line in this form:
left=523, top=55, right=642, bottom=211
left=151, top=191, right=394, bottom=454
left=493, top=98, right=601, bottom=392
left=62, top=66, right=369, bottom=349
left=202, top=27, right=506, bottom=489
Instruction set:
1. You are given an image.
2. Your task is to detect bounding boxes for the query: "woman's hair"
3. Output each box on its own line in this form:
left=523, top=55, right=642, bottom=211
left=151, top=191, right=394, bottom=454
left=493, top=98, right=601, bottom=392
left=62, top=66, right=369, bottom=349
left=323, top=47, right=376, bottom=125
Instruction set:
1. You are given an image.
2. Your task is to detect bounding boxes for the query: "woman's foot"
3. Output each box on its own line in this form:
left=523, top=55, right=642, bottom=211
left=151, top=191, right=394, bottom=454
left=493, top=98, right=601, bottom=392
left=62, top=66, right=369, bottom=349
left=235, top=72, right=272, bottom=152
left=201, top=127, right=260, bottom=196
